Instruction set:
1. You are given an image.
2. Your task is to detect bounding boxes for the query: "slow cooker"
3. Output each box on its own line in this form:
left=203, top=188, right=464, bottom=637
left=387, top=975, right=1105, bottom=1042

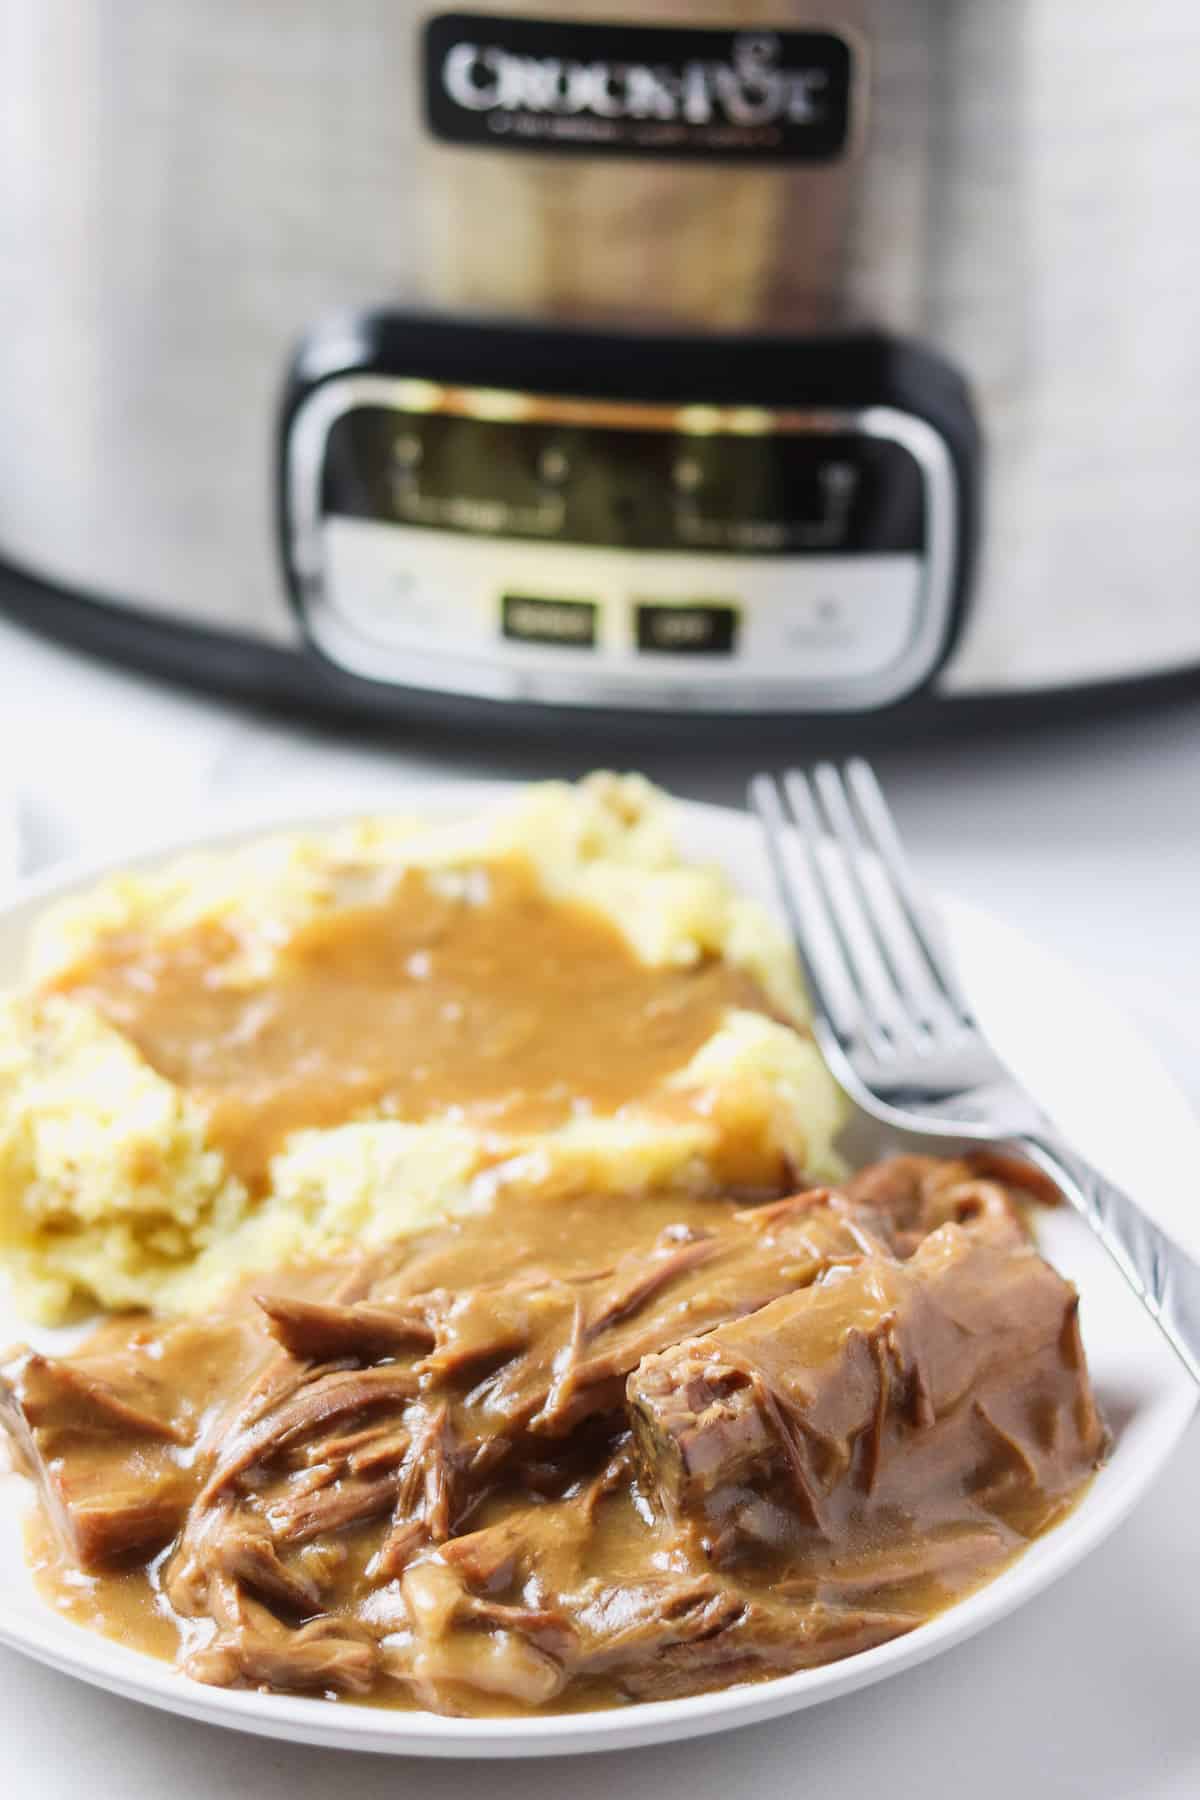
left=1, top=1, right=1198, bottom=724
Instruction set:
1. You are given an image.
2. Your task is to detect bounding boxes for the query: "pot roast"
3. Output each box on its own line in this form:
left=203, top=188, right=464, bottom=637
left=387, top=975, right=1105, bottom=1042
left=0, top=1156, right=1107, bottom=1716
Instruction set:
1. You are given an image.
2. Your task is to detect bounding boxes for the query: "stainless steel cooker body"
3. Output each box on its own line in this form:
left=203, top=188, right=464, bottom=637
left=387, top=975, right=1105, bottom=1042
left=1, top=0, right=1197, bottom=712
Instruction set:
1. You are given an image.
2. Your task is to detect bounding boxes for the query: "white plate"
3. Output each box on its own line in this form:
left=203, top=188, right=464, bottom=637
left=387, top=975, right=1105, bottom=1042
left=0, top=781, right=1195, bottom=1759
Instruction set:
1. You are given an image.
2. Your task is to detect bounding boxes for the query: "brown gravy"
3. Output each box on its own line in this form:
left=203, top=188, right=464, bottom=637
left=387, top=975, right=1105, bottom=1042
left=46, top=857, right=769, bottom=1191
left=4, top=1162, right=1107, bottom=1717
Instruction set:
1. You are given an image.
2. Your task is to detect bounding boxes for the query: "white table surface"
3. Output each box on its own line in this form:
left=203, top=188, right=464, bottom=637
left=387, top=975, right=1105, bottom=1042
left=2, top=611, right=1199, bottom=1798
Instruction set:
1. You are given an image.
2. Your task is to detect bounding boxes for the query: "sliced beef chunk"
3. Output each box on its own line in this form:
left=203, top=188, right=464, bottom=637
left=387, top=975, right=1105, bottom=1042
left=200, top=1504, right=323, bottom=1614
left=431, top=1195, right=894, bottom=1439
left=389, top=1535, right=914, bottom=1711
left=168, top=1356, right=424, bottom=1613
left=197, top=1362, right=422, bottom=1505
left=0, top=1348, right=196, bottom=1566
left=627, top=1223, right=1108, bottom=1559
left=0, top=1349, right=190, bottom=1443
left=573, top=1578, right=916, bottom=1700
left=264, top=1466, right=408, bottom=1545
left=256, top=1294, right=434, bottom=1362
left=843, top=1153, right=1037, bottom=1255
left=395, top=1555, right=574, bottom=1710
left=16, top=1455, right=191, bottom=1569
left=185, top=1575, right=380, bottom=1695
left=775, top=1522, right=1012, bottom=1601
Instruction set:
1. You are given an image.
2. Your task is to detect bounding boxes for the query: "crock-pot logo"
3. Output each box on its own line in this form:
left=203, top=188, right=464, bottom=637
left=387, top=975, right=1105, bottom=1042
left=443, top=34, right=824, bottom=128
left=424, top=15, right=853, bottom=161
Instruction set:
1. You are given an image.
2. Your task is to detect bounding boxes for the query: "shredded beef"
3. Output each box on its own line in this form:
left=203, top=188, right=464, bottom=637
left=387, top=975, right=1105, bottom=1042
left=0, top=1159, right=1106, bottom=1716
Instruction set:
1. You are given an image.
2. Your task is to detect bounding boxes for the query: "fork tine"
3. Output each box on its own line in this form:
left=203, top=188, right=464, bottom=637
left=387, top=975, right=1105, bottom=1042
left=779, top=770, right=899, bottom=1061
left=810, top=761, right=940, bottom=1043
left=749, top=773, right=891, bottom=1061
left=844, top=758, right=974, bottom=1023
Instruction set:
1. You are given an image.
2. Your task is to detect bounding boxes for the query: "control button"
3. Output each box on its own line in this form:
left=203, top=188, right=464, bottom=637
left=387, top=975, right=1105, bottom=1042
left=635, top=602, right=739, bottom=655
left=501, top=593, right=598, bottom=648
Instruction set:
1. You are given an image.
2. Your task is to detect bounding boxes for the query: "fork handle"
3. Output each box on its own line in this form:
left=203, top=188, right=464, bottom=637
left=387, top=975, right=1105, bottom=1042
left=1024, top=1134, right=1200, bottom=1389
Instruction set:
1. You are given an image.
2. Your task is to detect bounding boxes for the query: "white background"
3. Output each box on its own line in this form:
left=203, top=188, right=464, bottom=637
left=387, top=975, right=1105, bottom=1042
left=1, top=610, right=1198, bottom=1796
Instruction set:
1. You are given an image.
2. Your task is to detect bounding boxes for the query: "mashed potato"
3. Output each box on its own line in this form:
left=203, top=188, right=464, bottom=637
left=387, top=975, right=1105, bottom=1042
left=0, top=775, right=845, bottom=1320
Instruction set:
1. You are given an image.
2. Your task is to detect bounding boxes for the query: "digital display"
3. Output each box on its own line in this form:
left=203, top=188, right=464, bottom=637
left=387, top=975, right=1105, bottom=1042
left=320, top=407, right=926, bottom=558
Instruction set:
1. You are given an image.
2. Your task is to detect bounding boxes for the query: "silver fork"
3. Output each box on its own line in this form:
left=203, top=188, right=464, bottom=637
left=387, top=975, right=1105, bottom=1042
left=750, top=758, right=1200, bottom=1388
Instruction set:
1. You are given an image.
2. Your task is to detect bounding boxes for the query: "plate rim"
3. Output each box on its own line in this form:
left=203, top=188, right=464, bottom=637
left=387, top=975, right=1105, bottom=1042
left=0, top=777, right=1195, bottom=1757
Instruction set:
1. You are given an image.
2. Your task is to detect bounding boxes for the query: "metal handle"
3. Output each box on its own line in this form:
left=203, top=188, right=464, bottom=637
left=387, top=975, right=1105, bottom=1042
left=1023, top=1134, right=1200, bottom=1388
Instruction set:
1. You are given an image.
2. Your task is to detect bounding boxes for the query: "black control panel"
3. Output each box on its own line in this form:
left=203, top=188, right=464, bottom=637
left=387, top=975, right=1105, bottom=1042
left=280, top=315, right=980, bottom=715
